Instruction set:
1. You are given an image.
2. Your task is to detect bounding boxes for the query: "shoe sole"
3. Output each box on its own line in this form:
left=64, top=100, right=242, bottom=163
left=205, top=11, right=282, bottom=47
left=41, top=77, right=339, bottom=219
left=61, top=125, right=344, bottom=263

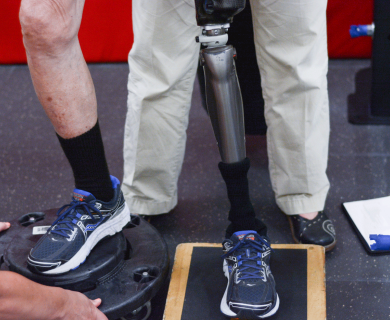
left=220, top=260, right=280, bottom=319
left=287, top=215, right=337, bottom=252
left=39, top=202, right=131, bottom=274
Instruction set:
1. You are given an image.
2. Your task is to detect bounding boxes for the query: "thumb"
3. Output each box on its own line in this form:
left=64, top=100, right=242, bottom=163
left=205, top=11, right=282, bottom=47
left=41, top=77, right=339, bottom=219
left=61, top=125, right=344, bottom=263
left=91, top=298, right=102, bottom=307
left=0, top=222, right=10, bottom=232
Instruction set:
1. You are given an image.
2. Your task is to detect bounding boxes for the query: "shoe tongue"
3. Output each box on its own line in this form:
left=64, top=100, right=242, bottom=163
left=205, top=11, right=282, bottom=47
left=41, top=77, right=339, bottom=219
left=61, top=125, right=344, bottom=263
left=232, top=230, right=258, bottom=243
left=50, top=189, right=96, bottom=239
left=72, top=189, right=96, bottom=203
left=232, top=231, right=264, bottom=282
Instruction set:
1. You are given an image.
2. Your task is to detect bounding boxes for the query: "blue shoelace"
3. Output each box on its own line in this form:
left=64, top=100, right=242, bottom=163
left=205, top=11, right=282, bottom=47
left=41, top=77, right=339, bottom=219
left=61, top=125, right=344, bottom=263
left=50, top=200, right=102, bottom=238
left=222, top=236, right=272, bottom=281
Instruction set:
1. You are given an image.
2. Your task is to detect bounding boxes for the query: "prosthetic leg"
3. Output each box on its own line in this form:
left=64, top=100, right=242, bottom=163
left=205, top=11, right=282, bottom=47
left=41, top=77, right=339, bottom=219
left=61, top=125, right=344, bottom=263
left=194, top=7, right=279, bottom=319
left=195, top=0, right=266, bottom=236
left=195, top=0, right=246, bottom=164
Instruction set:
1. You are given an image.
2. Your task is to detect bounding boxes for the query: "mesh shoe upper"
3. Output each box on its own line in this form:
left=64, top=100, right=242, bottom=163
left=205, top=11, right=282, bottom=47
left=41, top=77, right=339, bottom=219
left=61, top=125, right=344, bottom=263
left=27, top=176, right=128, bottom=274
left=222, top=230, right=278, bottom=318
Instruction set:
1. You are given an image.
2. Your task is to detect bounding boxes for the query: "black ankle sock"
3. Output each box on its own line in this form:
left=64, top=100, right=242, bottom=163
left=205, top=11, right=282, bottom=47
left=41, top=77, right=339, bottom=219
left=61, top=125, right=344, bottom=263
left=218, top=157, right=268, bottom=238
left=225, top=218, right=268, bottom=239
left=56, top=121, right=114, bottom=202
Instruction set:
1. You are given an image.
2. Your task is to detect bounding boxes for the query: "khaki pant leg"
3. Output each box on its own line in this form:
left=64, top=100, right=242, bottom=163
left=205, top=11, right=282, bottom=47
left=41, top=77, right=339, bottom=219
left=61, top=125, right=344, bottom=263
left=250, top=0, right=330, bottom=214
left=122, top=0, right=200, bottom=215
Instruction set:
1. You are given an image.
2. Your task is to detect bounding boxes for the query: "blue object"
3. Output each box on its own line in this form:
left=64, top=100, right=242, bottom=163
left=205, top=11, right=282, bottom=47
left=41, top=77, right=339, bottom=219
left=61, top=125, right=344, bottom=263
left=27, top=180, right=129, bottom=274
left=369, top=234, right=390, bottom=251
left=221, top=231, right=279, bottom=317
left=350, top=24, right=374, bottom=38
left=110, top=175, right=120, bottom=189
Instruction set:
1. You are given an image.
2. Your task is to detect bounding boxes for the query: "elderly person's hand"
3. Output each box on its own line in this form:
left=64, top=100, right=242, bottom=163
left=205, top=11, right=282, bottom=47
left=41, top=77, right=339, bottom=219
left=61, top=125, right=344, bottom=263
left=0, top=221, right=107, bottom=320
left=0, top=222, right=10, bottom=233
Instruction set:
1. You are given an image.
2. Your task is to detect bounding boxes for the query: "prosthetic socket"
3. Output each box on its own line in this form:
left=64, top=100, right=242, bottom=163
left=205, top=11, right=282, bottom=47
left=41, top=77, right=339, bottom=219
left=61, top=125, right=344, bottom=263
left=195, top=0, right=246, bottom=164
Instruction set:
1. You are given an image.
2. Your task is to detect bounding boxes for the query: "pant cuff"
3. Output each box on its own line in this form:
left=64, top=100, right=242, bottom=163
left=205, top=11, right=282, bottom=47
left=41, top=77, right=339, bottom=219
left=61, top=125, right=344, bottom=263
left=276, top=186, right=329, bottom=215
left=122, top=192, right=178, bottom=216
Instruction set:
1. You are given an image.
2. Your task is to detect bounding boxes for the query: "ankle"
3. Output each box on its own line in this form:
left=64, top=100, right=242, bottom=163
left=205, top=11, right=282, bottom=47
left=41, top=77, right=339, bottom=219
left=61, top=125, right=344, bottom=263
left=298, top=212, right=319, bottom=220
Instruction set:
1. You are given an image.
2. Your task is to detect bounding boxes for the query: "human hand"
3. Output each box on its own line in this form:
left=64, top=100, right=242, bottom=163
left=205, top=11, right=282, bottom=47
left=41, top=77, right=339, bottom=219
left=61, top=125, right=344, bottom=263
left=58, top=291, right=108, bottom=320
left=0, top=222, right=10, bottom=233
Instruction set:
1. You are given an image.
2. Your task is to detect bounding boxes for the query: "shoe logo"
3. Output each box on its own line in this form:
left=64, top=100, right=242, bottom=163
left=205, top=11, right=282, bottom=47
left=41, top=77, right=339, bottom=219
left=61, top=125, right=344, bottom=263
left=223, top=242, right=233, bottom=251
left=81, top=214, right=101, bottom=221
left=73, top=192, right=86, bottom=202
left=77, top=220, right=86, bottom=233
left=323, top=220, right=336, bottom=237
left=237, top=233, right=255, bottom=241
left=234, top=270, right=241, bottom=284
left=265, top=265, right=271, bottom=277
left=226, top=256, right=237, bottom=262
left=67, top=228, right=78, bottom=242
left=85, top=221, right=101, bottom=232
left=229, top=301, right=272, bottom=311
left=28, top=256, right=62, bottom=268
left=262, top=250, right=271, bottom=258
left=95, top=203, right=102, bottom=210
left=257, top=261, right=271, bottom=282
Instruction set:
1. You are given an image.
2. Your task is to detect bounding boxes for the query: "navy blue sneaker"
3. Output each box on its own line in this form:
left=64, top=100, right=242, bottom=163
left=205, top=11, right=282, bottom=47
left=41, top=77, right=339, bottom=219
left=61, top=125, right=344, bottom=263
left=27, top=176, right=130, bottom=274
left=221, top=231, right=279, bottom=319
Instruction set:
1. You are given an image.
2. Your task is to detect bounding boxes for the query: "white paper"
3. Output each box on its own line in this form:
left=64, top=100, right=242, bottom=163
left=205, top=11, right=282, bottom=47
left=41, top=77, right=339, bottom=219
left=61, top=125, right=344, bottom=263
left=344, top=196, right=390, bottom=247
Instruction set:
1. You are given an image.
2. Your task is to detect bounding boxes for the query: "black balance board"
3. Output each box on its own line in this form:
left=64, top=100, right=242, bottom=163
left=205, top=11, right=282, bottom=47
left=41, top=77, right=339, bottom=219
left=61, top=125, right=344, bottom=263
left=164, top=243, right=325, bottom=320
left=0, top=209, right=169, bottom=320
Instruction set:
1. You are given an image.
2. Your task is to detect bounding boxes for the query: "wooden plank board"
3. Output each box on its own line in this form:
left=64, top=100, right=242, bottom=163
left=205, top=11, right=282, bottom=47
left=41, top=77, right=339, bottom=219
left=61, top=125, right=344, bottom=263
left=164, top=243, right=325, bottom=320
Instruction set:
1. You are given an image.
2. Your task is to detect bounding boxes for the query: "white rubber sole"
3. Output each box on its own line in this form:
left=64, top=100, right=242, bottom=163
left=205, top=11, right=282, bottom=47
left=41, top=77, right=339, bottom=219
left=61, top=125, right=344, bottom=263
left=220, top=259, right=280, bottom=319
left=42, top=202, right=131, bottom=274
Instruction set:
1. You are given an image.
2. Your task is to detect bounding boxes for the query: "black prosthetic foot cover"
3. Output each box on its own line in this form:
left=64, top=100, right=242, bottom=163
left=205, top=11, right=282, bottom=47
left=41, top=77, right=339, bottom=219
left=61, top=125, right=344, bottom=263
left=225, top=218, right=267, bottom=239
left=219, top=158, right=267, bottom=237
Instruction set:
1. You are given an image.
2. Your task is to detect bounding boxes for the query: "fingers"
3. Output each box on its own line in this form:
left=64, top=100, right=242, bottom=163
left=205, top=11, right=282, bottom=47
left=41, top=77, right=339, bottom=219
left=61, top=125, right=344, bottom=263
left=0, top=222, right=10, bottom=232
left=90, top=298, right=108, bottom=320
left=96, top=310, right=109, bottom=320
left=91, top=298, right=102, bottom=307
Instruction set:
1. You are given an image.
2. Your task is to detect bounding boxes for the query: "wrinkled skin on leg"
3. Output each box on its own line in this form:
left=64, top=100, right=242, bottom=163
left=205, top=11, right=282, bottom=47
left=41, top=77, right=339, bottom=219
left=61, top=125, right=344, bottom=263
left=19, top=0, right=97, bottom=138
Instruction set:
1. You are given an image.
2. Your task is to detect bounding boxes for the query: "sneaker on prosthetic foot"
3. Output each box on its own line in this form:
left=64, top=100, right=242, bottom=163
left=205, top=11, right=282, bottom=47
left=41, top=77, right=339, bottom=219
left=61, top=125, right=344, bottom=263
left=221, top=231, right=279, bottom=319
left=27, top=176, right=130, bottom=274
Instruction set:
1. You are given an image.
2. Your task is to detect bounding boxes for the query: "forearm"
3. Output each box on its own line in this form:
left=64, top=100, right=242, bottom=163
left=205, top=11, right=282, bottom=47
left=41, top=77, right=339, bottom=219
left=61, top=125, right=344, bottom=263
left=0, top=271, right=67, bottom=320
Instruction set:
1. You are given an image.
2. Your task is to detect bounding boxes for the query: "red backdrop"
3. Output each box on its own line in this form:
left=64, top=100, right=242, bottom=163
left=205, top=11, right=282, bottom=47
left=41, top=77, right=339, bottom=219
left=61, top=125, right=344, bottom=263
left=0, top=0, right=373, bottom=64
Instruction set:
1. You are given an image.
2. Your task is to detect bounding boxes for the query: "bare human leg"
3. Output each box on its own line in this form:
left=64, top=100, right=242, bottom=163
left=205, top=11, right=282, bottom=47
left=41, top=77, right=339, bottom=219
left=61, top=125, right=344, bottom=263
left=19, top=0, right=114, bottom=201
left=19, top=0, right=96, bottom=139
left=19, top=0, right=130, bottom=276
left=299, top=212, right=318, bottom=220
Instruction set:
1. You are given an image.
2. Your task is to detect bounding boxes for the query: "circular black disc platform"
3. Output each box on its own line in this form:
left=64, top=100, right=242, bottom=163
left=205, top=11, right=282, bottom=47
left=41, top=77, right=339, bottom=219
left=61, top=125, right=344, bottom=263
left=0, top=209, right=169, bottom=320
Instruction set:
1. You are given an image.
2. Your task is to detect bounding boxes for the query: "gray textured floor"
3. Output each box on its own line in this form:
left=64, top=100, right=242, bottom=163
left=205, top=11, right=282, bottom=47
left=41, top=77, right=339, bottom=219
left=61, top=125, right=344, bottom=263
left=1, top=60, right=389, bottom=319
